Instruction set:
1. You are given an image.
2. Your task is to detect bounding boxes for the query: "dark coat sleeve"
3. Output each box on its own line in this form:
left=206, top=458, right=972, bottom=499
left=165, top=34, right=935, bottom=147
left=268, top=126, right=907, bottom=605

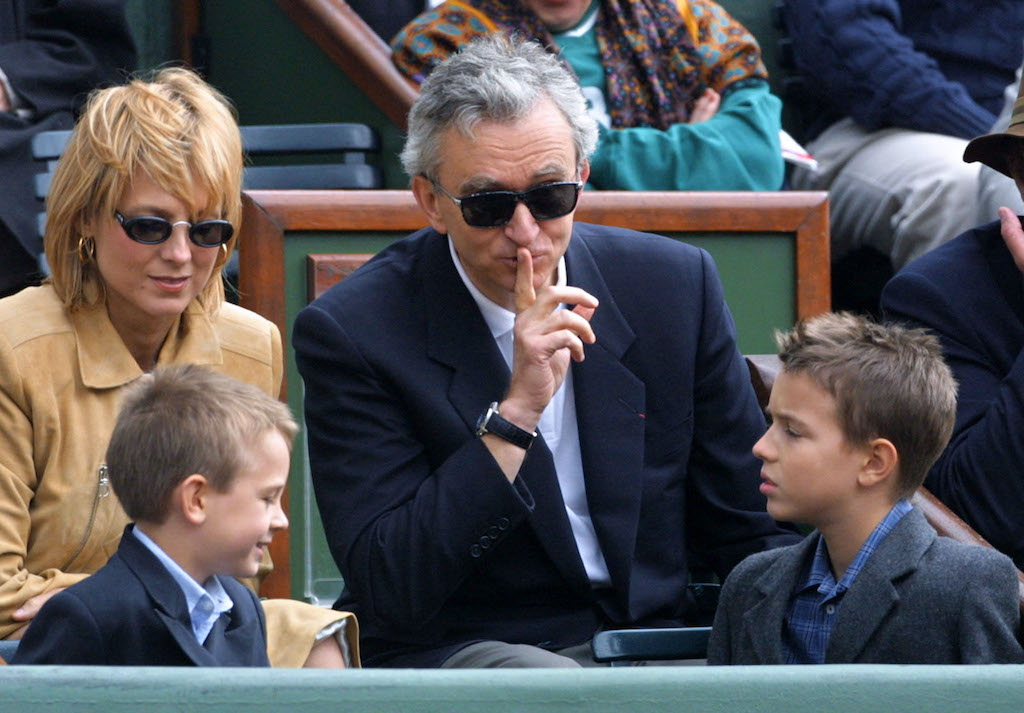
left=0, top=0, right=136, bottom=116
left=881, top=226, right=1024, bottom=568
left=781, top=0, right=995, bottom=138
left=11, top=589, right=107, bottom=665
left=293, top=294, right=535, bottom=632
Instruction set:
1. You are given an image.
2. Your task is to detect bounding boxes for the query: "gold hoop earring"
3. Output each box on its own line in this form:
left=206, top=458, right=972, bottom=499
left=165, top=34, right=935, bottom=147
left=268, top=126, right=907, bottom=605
left=77, top=236, right=96, bottom=264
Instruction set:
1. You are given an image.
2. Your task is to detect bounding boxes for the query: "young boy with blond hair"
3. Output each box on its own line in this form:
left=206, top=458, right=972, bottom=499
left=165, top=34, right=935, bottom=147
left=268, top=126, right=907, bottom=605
left=708, top=312, right=1023, bottom=664
left=14, top=365, right=294, bottom=666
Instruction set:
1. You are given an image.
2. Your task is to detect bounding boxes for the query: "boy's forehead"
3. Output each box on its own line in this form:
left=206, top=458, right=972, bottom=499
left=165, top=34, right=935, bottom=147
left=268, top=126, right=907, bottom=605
left=770, top=369, right=840, bottom=421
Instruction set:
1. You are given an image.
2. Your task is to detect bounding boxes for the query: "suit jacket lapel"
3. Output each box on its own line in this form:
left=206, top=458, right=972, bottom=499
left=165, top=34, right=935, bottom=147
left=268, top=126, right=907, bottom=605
left=117, top=527, right=220, bottom=666
left=422, top=232, right=590, bottom=591
left=564, top=233, right=644, bottom=605
left=201, top=580, right=264, bottom=665
left=744, top=534, right=819, bottom=663
left=827, top=508, right=933, bottom=662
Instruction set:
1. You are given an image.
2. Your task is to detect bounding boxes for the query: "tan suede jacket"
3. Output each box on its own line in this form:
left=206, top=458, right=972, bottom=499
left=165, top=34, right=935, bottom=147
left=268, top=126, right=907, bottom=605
left=0, top=286, right=356, bottom=666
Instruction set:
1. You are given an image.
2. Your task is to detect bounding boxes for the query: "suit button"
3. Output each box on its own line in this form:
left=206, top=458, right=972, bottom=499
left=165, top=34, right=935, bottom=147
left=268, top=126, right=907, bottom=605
left=479, top=536, right=491, bottom=549
left=487, top=526, right=500, bottom=538
left=497, top=517, right=510, bottom=530
left=470, top=544, right=482, bottom=558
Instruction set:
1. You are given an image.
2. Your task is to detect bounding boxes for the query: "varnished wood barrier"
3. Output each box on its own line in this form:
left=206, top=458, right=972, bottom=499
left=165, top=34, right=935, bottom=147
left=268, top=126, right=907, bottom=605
left=746, top=355, right=1024, bottom=617
left=240, top=188, right=832, bottom=341
left=274, top=0, right=418, bottom=130
left=238, top=188, right=830, bottom=598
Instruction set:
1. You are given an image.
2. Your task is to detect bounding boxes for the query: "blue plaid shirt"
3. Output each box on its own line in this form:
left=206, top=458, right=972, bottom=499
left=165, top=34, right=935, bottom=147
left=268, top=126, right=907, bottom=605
left=782, top=499, right=912, bottom=664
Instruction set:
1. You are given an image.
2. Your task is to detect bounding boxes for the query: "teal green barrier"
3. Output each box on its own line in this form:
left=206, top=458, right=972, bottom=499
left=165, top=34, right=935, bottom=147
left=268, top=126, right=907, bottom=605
left=1, top=665, right=1022, bottom=713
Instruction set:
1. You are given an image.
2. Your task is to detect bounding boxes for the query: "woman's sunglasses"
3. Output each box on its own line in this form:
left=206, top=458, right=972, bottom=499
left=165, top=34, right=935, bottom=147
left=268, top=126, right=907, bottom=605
left=114, top=211, right=234, bottom=247
left=431, top=179, right=583, bottom=228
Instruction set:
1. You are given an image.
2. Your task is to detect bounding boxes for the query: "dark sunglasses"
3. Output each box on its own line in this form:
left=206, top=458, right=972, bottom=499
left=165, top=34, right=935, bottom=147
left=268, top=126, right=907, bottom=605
left=431, top=179, right=583, bottom=228
left=114, top=211, right=234, bottom=247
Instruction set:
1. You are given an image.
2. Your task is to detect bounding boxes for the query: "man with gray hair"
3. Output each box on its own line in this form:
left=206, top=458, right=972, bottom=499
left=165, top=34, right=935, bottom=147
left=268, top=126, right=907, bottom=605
left=294, top=35, right=796, bottom=669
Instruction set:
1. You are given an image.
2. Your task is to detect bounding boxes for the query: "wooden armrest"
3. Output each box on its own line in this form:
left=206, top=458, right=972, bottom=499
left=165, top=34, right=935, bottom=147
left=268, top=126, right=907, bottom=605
left=745, top=354, right=780, bottom=411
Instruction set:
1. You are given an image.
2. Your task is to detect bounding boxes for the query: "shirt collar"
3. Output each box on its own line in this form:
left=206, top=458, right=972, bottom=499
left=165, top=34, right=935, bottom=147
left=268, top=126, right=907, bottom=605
left=71, top=300, right=223, bottom=388
left=803, top=499, right=913, bottom=598
left=552, top=0, right=600, bottom=38
left=132, top=527, right=232, bottom=630
left=447, top=236, right=567, bottom=341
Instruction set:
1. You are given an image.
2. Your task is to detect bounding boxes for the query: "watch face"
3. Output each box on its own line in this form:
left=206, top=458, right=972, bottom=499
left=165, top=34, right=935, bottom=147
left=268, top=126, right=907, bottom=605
left=476, top=402, right=498, bottom=436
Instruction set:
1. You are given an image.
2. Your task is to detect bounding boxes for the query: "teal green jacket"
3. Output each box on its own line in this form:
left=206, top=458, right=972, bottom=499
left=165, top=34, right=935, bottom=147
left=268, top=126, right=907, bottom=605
left=587, top=82, right=784, bottom=191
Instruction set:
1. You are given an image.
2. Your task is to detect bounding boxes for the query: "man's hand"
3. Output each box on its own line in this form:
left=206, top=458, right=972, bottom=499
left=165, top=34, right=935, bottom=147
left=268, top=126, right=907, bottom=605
left=688, top=88, right=720, bottom=124
left=481, top=248, right=598, bottom=481
left=0, top=83, right=11, bottom=112
left=999, top=206, right=1024, bottom=273
left=501, top=247, right=597, bottom=430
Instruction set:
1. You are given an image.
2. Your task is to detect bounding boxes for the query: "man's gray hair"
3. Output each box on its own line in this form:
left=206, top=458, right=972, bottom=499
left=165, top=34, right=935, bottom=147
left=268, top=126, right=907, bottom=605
left=401, top=34, right=599, bottom=179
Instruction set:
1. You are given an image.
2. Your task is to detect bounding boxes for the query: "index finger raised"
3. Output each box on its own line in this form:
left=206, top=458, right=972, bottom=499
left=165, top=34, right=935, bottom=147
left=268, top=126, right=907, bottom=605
left=514, top=247, right=536, bottom=313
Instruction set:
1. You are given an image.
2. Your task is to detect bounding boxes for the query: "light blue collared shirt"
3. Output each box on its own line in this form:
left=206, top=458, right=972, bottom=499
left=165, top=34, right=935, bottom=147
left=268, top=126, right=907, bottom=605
left=132, top=527, right=233, bottom=645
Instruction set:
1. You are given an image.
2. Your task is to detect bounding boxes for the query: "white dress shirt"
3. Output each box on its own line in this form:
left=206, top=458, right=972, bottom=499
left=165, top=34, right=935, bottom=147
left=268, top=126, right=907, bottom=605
left=448, top=238, right=612, bottom=585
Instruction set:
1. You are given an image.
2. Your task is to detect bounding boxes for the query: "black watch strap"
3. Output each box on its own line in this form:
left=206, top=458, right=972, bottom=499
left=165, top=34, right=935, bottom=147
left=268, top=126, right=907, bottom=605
left=475, top=402, right=535, bottom=450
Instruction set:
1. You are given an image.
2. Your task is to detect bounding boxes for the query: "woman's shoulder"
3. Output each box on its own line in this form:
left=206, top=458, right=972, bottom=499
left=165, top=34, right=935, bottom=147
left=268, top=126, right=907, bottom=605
left=0, top=285, right=73, bottom=350
left=208, top=302, right=281, bottom=359
left=213, top=302, right=277, bottom=332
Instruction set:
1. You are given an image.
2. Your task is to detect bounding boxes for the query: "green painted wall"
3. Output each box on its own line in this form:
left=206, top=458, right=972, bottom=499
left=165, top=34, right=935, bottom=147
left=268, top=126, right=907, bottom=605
left=203, top=0, right=408, bottom=188
left=124, top=0, right=176, bottom=72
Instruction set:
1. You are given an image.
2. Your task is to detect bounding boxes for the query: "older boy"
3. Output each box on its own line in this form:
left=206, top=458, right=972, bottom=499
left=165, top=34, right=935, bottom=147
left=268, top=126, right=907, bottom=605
left=13, top=365, right=293, bottom=666
left=707, top=313, right=1024, bottom=664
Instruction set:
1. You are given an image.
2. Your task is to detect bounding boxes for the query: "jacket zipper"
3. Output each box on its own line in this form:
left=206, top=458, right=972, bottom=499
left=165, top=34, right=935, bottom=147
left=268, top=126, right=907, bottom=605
left=59, top=464, right=111, bottom=571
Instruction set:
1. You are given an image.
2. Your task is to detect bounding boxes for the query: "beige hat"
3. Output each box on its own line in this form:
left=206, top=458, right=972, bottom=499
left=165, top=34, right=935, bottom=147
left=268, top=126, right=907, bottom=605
left=964, top=81, right=1024, bottom=177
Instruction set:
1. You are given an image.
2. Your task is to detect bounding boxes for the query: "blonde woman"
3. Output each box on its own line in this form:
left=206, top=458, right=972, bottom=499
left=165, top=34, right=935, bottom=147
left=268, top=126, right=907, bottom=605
left=0, top=68, right=356, bottom=667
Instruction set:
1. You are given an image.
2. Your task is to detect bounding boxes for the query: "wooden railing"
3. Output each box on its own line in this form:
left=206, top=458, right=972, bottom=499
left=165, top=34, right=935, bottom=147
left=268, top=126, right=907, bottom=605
left=274, top=0, right=418, bottom=129
left=238, top=188, right=832, bottom=347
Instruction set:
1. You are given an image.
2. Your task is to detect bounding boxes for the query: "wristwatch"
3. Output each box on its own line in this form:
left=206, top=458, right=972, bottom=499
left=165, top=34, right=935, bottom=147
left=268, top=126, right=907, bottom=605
left=475, top=402, right=535, bottom=450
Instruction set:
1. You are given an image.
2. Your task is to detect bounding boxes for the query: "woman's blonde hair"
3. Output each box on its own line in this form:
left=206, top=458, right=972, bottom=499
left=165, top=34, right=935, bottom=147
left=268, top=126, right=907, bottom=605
left=45, top=67, right=243, bottom=311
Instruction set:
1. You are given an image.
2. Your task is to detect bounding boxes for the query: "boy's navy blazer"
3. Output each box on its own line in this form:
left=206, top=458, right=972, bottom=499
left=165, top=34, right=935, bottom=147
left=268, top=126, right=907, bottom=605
left=13, top=525, right=269, bottom=666
left=707, top=508, right=1024, bottom=664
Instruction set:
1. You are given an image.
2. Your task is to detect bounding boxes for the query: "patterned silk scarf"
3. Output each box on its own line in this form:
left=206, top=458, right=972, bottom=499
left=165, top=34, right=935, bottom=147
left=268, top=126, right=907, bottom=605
left=391, top=0, right=768, bottom=130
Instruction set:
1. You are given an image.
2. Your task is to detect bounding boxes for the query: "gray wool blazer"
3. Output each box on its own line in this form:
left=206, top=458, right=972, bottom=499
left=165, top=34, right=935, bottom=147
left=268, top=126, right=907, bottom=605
left=707, top=507, right=1024, bottom=664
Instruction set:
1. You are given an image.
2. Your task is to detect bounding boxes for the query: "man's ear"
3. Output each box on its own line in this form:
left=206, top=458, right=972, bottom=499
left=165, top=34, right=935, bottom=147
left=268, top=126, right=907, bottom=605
left=175, top=473, right=210, bottom=526
left=579, top=159, right=591, bottom=186
left=411, top=174, right=450, bottom=235
left=858, top=437, right=898, bottom=490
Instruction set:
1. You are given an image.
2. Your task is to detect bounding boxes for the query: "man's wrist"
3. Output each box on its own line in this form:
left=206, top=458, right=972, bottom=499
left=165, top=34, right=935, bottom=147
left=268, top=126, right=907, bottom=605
left=476, top=402, right=536, bottom=450
left=495, top=398, right=542, bottom=434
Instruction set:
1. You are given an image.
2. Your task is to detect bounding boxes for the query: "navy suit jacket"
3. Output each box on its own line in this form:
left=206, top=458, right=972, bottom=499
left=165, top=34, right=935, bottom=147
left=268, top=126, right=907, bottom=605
left=708, top=508, right=1024, bottom=664
left=294, top=223, right=798, bottom=667
left=882, top=221, right=1024, bottom=568
left=12, top=526, right=269, bottom=666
